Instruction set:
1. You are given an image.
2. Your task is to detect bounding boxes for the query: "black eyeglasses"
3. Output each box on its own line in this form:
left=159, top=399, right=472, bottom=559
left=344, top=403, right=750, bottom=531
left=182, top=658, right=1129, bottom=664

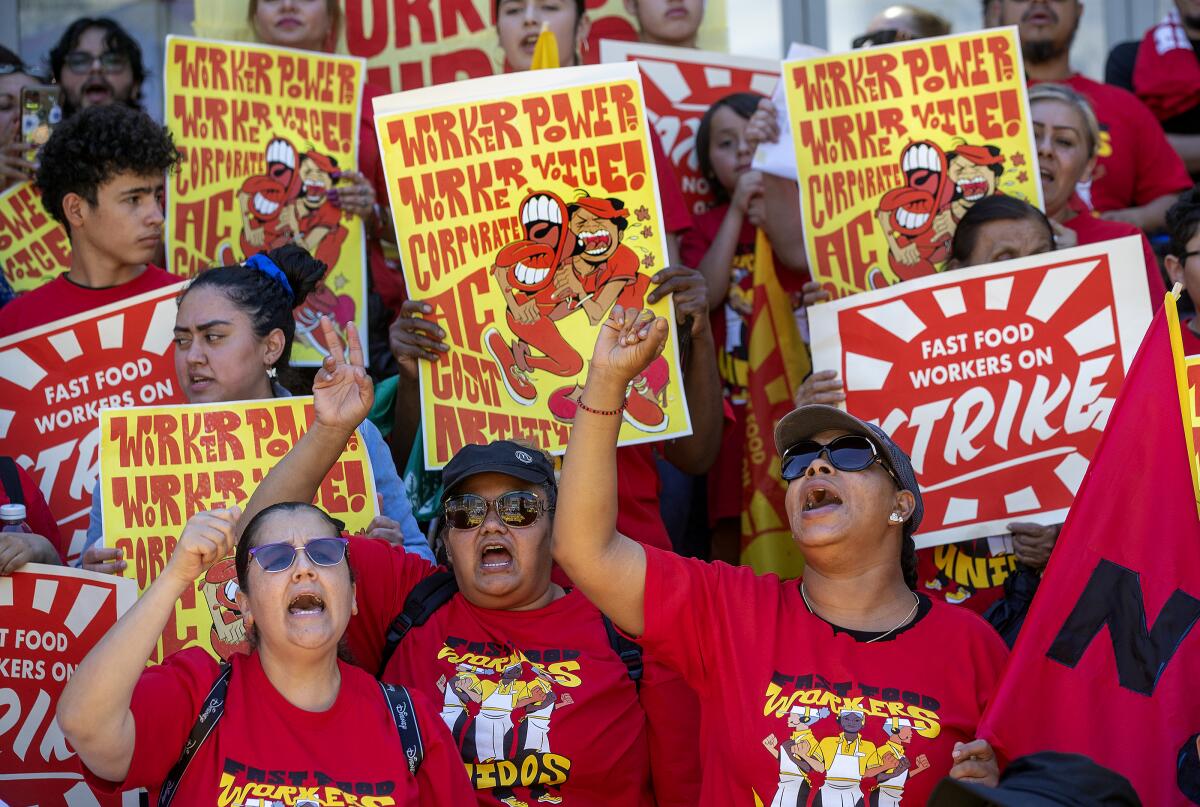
left=63, top=51, right=129, bottom=75
left=249, top=537, right=349, bottom=573
left=443, top=491, right=553, bottom=530
left=1181, top=251, right=1200, bottom=263
left=781, top=435, right=898, bottom=484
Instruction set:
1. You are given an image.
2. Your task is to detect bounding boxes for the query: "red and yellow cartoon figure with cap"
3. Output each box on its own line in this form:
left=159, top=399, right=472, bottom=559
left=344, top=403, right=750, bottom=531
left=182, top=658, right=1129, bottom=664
left=293, top=148, right=349, bottom=268
left=201, top=557, right=249, bottom=660
left=944, top=143, right=1006, bottom=225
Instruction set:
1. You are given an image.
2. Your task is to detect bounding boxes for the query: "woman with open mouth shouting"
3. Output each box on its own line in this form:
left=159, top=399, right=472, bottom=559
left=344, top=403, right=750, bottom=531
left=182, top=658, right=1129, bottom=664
left=82, top=243, right=431, bottom=581
left=549, top=305, right=1009, bottom=806
left=237, top=317, right=700, bottom=807
left=58, top=499, right=474, bottom=805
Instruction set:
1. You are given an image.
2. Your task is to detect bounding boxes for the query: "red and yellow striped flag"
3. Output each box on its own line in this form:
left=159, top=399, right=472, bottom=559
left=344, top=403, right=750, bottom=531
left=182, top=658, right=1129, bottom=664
left=740, top=229, right=810, bottom=578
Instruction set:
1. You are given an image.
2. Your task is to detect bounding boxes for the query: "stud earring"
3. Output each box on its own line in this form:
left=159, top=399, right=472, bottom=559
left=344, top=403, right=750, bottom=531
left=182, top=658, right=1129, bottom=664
left=888, top=513, right=903, bottom=524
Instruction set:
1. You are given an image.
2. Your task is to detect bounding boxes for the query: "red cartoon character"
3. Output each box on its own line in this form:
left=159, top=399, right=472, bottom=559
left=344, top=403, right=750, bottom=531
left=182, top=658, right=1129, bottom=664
left=876, top=141, right=957, bottom=283
left=201, top=557, right=248, bottom=660
left=484, top=191, right=581, bottom=405
left=237, top=175, right=297, bottom=257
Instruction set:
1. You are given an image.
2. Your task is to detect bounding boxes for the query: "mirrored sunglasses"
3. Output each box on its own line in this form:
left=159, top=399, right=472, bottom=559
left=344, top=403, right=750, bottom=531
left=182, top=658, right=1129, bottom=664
left=443, top=491, right=552, bottom=530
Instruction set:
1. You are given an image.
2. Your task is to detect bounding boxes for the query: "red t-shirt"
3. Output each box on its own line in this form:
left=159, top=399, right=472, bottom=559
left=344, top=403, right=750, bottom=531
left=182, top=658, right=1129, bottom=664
left=1041, top=75, right=1192, bottom=212
left=343, top=537, right=700, bottom=807
left=636, top=547, right=1009, bottom=806
left=80, top=647, right=473, bottom=806
left=0, top=265, right=178, bottom=338
left=1181, top=317, right=1200, bottom=355
left=650, top=127, right=692, bottom=237
left=1063, top=211, right=1166, bottom=306
left=615, top=444, right=671, bottom=551
left=0, top=460, right=65, bottom=562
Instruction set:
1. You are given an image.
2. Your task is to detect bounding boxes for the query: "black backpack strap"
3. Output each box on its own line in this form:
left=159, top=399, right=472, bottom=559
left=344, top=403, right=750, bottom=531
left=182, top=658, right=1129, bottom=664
left=0, top=457, right=24, bottom=506
left=378, top=682, right=424, bottom=775
left=377, top=571, right=459, bottom=678
left=602, top=615, right=643, bottom=689
left=158, top=662, right=232, bottom=807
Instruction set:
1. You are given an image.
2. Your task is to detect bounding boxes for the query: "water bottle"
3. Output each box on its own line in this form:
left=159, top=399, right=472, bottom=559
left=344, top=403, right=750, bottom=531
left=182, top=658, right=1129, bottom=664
left=0, top=503, right=31, bottom=533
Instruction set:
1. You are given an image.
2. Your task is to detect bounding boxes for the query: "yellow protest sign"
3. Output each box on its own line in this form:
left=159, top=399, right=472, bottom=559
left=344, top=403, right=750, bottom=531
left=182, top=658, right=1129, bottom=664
left=163, top=35, right=368, bottom=366
left=375, top=62, right=691, bottom=468
left=0, top=181, right=71, bottom=292
left=782, top=27, right=1043, bottom=296
left=99, top=399, right=376, bottom=663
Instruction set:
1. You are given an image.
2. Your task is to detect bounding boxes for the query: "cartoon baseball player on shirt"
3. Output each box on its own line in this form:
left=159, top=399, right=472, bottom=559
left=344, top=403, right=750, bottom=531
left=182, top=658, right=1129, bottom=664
left=765, top=705, right=830, bottom=807
left=870, top=718, right=931, bottom=807
left=813, top=709, right=893, bottom=807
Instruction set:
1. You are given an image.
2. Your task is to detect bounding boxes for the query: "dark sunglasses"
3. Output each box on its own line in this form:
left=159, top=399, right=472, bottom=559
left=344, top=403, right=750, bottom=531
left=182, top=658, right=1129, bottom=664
left=443, top=491, right=553, bottom=530
left=781, top=435, right=897, bottom=483
left=249, top=537, right=349, bottom=573
left=852, top=29, right=904, bottom=49
left=63, top=50, right=129, bottom=74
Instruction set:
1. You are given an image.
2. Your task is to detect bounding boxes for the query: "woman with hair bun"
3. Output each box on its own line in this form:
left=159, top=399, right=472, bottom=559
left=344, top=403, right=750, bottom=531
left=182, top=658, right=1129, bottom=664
left=81, top=244, right=431, bottom=576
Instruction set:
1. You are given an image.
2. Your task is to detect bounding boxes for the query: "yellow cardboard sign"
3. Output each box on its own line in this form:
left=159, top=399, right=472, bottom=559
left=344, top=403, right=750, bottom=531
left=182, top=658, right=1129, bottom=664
left=0, top=181, right=71, bottom=292
left=375, top=62, right=691, bottom=468
left=782, top=27, right=1043, bottom=296
left=163, top=35, right=368, bottom=366
left=99, top=398, right=376, bottom=663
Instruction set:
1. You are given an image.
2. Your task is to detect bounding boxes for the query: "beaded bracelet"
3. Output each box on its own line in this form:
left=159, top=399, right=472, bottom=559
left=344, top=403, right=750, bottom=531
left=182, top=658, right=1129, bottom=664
left=577, top=398, right=626, bottom=416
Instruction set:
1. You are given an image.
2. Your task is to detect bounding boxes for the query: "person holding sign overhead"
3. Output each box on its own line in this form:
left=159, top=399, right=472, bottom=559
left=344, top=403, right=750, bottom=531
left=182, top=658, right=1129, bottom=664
left=58, top=497, right=474, bottom=804
left=549, top=304, right=1008, bottom=805
left=83, top=243, right=431, bottom=578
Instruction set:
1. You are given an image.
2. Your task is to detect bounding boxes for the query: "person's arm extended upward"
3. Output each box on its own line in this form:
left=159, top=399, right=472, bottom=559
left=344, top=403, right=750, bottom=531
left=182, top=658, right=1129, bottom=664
left=552, top=306, right=669, bottom=636
left=56, top=507, right=239, bottom=782
left=240, top=317, right=374, bottom=529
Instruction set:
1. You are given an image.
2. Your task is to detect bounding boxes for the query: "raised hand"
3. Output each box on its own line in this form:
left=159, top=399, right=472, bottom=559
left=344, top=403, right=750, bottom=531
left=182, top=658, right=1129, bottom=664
left=745, top=98, right=780, bottom=149
left=794, top=370, right=845, bottom=407
left=388, top=299, right=448, bottom=380
left=589, top=305, right=669, bottom=386
left=313, top=315, right=373, bottom=433
left=647, top=265, right=710, bottom=335
left=164, top=506, right=241, bottom=586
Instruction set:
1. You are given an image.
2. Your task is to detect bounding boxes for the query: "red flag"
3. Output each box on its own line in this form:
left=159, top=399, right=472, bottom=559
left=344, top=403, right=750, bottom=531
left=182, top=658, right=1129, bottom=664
left=978, top=295, right=1200, bottom=805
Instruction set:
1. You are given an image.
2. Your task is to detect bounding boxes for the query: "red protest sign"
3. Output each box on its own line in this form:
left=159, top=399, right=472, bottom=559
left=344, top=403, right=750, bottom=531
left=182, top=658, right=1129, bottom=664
left=0, top=563, right=137, bottom=805
left=0, top=282, right=187, bottom=562
left=810, top=237, right=1152, bottom=547
left=599, top=41, right=779, bottom=217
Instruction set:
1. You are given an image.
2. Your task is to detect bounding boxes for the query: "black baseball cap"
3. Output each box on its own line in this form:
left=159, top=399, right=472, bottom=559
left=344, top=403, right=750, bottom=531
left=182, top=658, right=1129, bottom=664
left=440, top=441, right=556, bottom=499
left=928, top=752, right=1141, bottom=806
left=773, top=404, right=924, bottom=537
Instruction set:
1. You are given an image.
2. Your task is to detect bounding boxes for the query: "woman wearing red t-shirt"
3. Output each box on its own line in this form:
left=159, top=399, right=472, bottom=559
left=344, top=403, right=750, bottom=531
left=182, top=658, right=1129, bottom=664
left=235, top=324, right=702, bottom=807
left=1029, top=83, right=1166, bottom=308
left=57, top=501, right=473, bottom=805
left=552, top=307, right=1008, bottom=806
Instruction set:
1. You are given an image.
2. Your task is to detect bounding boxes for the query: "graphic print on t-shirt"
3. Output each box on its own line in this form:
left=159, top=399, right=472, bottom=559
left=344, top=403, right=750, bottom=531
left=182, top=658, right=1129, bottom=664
left=215, top=756, right=399, bottom=807
left=436, top=635, right=589, bottom=804
left=758, top=672, right=940, bottom=807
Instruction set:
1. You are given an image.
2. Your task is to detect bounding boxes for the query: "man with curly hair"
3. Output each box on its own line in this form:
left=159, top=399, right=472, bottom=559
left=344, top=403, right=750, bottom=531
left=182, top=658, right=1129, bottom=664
left=0, top=104, right=179, bottom=336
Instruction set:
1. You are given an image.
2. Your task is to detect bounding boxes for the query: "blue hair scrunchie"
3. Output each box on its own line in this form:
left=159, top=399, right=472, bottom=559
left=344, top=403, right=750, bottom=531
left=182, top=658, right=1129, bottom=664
left=243, top=253, right=294, bottom=303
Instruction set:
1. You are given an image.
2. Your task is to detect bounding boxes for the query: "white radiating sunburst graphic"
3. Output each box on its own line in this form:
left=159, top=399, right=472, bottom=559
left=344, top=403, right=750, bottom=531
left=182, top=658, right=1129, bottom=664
left=846, top=259, right=1119, bottom=538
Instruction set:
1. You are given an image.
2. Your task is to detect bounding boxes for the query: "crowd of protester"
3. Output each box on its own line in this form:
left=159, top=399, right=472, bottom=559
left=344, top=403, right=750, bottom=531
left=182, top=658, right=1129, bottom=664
left=1, top=0, right=1197, bottom=803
